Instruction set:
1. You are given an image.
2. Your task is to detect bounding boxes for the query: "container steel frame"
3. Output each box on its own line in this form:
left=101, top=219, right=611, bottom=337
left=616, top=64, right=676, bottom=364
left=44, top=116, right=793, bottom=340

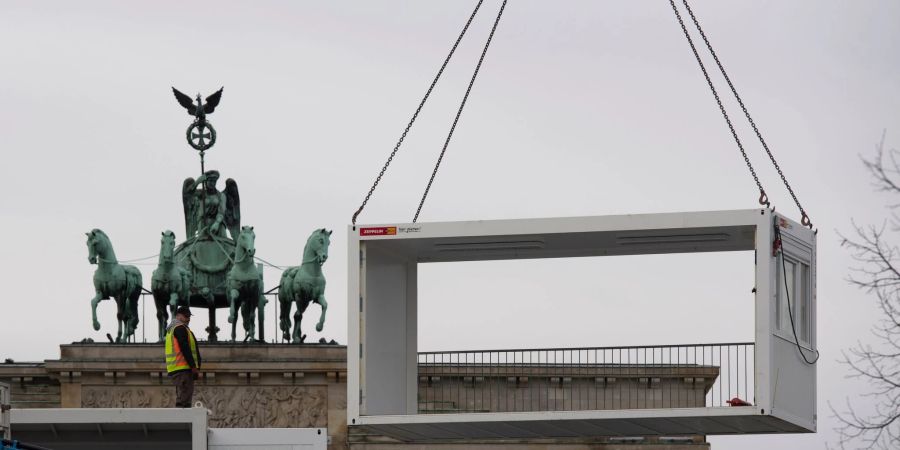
left=11, top=408, right=207, bottom=450
left=0, top=383, right=9, bottom=441
left=347, top=209, right=817, bottom=440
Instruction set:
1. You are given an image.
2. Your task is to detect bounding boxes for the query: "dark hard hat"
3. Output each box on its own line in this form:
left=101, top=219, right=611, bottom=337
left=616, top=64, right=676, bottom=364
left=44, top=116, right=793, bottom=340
left=175, top=306, right=193, bottom=317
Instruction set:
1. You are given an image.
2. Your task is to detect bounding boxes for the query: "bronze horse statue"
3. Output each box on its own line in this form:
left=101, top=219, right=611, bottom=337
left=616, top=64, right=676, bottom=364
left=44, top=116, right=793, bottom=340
left=86, top=229, right=142, bottom=342
left=279, top=228, right=331, bottom=343
left=226, top=226, right=265, bottom=341
left=151, top=230, right=191, bottom=342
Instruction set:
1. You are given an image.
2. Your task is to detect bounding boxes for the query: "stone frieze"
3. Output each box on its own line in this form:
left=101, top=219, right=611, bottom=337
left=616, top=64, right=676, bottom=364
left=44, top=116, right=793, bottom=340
left=81, top=385, right=327, bottom=428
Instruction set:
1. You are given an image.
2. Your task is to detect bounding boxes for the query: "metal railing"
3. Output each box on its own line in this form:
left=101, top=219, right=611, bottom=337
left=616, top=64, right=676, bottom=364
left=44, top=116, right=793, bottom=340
left=418, top=343, right=754, bottom=414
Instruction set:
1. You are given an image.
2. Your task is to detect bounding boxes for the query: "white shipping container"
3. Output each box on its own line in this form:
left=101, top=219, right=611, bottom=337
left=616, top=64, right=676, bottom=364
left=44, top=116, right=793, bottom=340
left=347, top=209, right=817, bottom=440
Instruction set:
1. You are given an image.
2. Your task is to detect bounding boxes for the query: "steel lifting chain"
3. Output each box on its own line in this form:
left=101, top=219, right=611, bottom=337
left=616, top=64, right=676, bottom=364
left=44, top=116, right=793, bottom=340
left=679, top=0, right=812, bottom=228
left=668, top=0, right=770, bottom=210
left=413, top=0, right=509, bottom=223
left=351, top=0, right=486, bottom=225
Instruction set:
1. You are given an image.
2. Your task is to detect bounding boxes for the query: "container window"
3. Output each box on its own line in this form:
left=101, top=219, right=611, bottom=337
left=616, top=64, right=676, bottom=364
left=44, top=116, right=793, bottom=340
left=777, top=258, right=796, bottom=332
left=798, top=263, right=810, bottom=344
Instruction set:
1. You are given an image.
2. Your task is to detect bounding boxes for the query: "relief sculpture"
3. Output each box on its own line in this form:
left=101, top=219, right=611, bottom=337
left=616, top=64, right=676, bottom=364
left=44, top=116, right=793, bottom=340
left=82, top=385, right=327, bottom=428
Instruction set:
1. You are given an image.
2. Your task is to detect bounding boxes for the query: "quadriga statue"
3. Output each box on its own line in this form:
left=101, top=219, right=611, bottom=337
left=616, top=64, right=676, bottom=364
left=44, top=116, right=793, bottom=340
left=86, top=229, right=142, bottom=342
left=279, top=228, right=331, bottom=343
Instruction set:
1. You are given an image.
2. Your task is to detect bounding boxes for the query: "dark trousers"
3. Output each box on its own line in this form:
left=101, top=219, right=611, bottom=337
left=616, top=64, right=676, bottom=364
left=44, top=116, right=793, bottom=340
left=172, top=370, right=195, bottom=407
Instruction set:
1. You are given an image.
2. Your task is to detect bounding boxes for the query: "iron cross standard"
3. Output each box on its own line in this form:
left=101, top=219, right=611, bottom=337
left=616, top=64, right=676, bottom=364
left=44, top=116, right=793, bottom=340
left=172, top=86, right=223, bottom=172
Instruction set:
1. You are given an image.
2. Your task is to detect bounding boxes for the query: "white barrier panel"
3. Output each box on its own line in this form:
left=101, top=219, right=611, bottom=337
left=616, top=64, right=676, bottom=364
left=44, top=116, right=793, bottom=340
left=208, top=428, right=327, bottom=450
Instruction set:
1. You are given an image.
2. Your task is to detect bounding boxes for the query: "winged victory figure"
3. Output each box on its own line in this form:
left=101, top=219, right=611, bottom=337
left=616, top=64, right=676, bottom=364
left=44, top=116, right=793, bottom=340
left=182, top=170, right=241, bottom=241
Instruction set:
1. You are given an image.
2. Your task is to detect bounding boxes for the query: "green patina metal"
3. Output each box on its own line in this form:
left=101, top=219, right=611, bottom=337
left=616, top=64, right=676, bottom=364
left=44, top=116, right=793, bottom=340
left=86, top=88, right=333, bottom=343
left=170, top=169, right=245, bottom=342
left=172, top=87, right=223, bottom=170
left=226, top=226, right=266, bottom=342
left=279, top=228, right=331, bottom=343
left=146, top=152, right=250, bottom=342
left=182, top=170, right=240, bottom=241
left=151, top=230, right=191, bottom=341
left=86, top=229, right=143, bottom=343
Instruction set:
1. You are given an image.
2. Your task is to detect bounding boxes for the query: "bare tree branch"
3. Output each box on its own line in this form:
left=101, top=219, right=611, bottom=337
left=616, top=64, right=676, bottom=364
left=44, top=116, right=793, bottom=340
left=835, top=131, right=900, bottom=449
left=861, top=130, right=900, bottom=196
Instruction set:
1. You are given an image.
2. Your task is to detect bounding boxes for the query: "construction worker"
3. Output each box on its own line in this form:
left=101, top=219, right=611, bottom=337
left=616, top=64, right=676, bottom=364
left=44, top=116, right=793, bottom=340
left=165, top=306, right=201, bottom=407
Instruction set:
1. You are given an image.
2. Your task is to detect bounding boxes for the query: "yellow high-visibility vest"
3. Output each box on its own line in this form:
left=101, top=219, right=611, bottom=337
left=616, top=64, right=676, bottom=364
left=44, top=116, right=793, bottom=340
left=165, top=324, right=199, bottom=374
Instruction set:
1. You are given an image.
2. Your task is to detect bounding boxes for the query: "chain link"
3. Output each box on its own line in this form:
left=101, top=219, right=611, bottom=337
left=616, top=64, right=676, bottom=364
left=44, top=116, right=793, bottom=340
left=413, top=0, right=509, bottom=223
left=351, top=0, right=486, bottom=225
left=354, top=1, right=806, bottom=227
left=680, top=0, right=811, bottom=228
left=668, top=0, right=769, bottom=208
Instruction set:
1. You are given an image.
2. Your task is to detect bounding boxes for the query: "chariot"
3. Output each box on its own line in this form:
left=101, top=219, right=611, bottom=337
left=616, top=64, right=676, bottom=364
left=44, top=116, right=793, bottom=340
left=172, top=228, right=265, bottom=343
left=159, top=170, right=266, bottom=342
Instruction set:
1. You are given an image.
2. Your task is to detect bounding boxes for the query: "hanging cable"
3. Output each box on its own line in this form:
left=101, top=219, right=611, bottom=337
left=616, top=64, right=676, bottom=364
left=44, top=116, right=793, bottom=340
left=117, top=253, right=160, bottom=264
left=679, top=0, right=812, bottom=229
left=774, top=220, right=819, bottom=364
left=351, top=0, right=486, bottom=225
left=668, top=0, right=770, bottom=208
left=413, top=0, right=509, bottom=223
left=254, top=255, right=285, bottom=271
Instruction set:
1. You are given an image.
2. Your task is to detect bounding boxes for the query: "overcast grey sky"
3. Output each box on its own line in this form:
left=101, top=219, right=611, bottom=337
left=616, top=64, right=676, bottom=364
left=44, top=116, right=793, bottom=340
left=2, top=1, right=899, bottom=448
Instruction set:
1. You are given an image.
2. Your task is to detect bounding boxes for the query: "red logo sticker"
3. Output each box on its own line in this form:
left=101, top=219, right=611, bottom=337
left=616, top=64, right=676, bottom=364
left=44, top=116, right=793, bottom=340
left=360, top=227, right=397, bottom=236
